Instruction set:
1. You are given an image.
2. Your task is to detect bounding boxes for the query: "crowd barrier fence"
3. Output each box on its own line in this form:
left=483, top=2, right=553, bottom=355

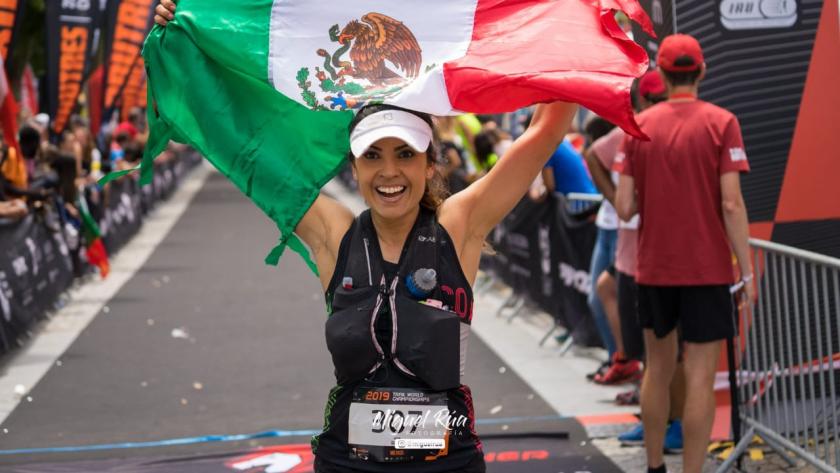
left=0, top=150, right=203, bottom=357
left=479, top=192, right=601, bottom=349
left=720, top=239, right=840, bottom=472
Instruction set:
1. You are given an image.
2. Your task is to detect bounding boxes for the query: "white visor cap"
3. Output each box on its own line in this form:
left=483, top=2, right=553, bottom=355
left=349, top=110, right=433, bottom=157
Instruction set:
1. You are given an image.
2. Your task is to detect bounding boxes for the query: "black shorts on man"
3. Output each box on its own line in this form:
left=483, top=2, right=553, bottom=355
left=637, top=284, right=735, bottom=343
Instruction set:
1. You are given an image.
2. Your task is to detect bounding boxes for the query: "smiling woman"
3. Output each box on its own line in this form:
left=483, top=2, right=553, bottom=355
left=292, top=101, right=577, bottom=473
left=347, top=106, right=448, bottom=219
left=153, top=1, right=578, bottom=471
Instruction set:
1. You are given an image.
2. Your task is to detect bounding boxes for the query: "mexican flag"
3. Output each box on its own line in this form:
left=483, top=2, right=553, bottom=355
left=138, top=0, right=652, bottom=271
left=78, top=195, right=110, bottom=279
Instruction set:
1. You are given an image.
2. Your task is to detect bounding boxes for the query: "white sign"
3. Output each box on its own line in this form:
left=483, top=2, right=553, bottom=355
left=720, top=0, right=797, bottom=30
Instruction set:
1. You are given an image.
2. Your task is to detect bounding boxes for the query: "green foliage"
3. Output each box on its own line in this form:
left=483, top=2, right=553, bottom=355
left=319, top=79, right=364, bottom=96
left=297, top=67, right=323, bottom=109
left=296, top=67, right=309, bottom=84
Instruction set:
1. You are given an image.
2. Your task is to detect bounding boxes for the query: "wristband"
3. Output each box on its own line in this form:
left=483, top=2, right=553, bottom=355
left=742, top=273, right=754, bottom=283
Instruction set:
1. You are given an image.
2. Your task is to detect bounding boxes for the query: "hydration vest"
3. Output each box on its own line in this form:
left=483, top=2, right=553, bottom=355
left=325, top=209, right=464, bottom=392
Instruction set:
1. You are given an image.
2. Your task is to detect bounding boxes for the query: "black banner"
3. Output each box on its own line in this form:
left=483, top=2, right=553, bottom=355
left=0, top=0, right=25, bottom=74
left=486, top=195, right=601, bottom=347
left=46, top=0, right=100, bottom=134
left=101, top=175, right=143, bottom=254
left=103, top=0, right=155, bottom=113
left=0, top=211, right=74, bottom=353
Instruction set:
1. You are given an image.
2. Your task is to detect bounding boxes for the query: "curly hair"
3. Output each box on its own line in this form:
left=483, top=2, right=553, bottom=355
left=347, top=104, right=449, bottom=212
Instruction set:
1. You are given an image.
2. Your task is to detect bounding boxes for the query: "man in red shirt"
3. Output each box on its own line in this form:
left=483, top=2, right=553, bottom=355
left=615, top=34, right=754, bottom=473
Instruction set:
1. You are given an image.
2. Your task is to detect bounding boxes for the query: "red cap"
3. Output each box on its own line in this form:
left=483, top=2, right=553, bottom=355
left=657, top=34, right=704, bottom=72
left=638, top=70, right=666, bottom=98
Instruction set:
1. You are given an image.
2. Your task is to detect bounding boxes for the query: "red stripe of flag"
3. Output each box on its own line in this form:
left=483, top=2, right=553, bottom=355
left=444, top=0, right=654, bottom=138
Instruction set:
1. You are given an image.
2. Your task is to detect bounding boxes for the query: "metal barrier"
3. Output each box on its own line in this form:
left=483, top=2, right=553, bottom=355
left=719, top=238, right=840, bottom=472
left=564, top=192, right=602, bottom=217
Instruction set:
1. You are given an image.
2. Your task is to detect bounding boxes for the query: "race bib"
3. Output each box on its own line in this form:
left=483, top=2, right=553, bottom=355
left=348, top=386, right=451, bottom=462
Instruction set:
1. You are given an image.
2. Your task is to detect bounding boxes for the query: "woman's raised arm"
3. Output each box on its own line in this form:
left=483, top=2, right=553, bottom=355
left=441, top=102, right=577, bottom=241
left=296, top=194, right=355, bottom=290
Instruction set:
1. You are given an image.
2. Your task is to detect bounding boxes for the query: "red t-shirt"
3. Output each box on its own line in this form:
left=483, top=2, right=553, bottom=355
left=616, top=99, right=750, bottom=286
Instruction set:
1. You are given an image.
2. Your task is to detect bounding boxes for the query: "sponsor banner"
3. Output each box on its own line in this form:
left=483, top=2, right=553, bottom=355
left=120, top=56, right=145, bottom=121
left=629, top=0, right=676, bottom=66
left=101, top=174, right=143, bottom=254
left=45, top=0, right=100, bottom=134
left=0, top=0, right=25, bottom=74
left=103, top=0, right=155, bottom=113
left=486, top=195, right=601, bottom=347
left=0, top=211, right=74, bottom=353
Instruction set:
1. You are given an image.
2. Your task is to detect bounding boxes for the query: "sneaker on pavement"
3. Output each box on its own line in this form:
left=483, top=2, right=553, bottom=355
left=664, top=419, right=683, bottom=452
left=586, top=359, right=611, bottom=381
left=617, top=422, right=644, bottom=445
left=615, top=386, right=640, bottom=405
left=595, top=358, right=643, bottom=385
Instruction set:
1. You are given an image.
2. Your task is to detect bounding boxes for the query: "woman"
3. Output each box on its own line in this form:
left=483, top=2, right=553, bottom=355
left=155, top=3, right=576, bottom=472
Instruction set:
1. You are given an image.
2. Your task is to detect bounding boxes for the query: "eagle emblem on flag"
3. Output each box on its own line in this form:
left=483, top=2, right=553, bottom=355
left=296, top=13, right=424, bottom=111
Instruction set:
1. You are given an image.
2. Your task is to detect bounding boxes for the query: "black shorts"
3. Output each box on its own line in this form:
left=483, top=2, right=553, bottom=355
left=637, top=283, right=735, bottom=343
left=616, top=271, right=644, bottom=360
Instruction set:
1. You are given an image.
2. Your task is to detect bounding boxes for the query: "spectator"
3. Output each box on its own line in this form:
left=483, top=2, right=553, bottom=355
left=115, top=107, right=147, bottom=145
left=0, top=198, right=27, bottom=219
left=433, top=116, right=469, bottom=194
left=70, top=115, right=105, bottom=180
left=109, top=131, right=131, bottom=165
left=615, top=34, right=753, bottom=473
left=44, top=145, right=80, bottom=219
left=547, top=128, right=613, bottom=381
left=2, top=128, right=52, bottom=202
left=455, top=112, right=482, bottom=173
left=588, top=75, right=662, bottom=387
left=473, top=128, right=511, bottom=174
left=541, top=139, right=597, bottom=196
left=0, top=142, right=29, bottom=220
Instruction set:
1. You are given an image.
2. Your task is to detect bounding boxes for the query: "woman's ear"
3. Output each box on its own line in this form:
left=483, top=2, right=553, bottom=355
left=426, top=164, right=435, bottom=180
left=351, top=161, right=358, bottom=181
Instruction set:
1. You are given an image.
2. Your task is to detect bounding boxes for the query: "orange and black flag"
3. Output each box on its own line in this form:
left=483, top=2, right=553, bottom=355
left=0, top=0, right=26, bottom=76
left=45, top=0, right=103, bottom=135
left=102, top=0, right=156, bottom=120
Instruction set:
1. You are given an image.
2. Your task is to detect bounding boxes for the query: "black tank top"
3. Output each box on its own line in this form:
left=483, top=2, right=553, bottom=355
left=312, top=209, right=483, bottom=472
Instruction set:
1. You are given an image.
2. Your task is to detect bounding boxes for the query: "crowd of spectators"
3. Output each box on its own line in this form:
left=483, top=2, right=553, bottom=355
left=0, top=106, right=151, bottom=274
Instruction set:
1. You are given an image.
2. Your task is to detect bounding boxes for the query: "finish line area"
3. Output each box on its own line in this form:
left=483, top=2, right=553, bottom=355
left=0, top=173, right=624, bottom=473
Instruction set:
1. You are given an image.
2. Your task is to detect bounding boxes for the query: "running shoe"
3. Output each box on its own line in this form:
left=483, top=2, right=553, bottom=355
left=663, top=419, right=683, bottom=452
left=617, top=422, right=644, bottom=445
left=594, top=357, right=643, bottom=385
left=618, top=420, right=683, bottom=451
left=615, top=386, right=640, bottom=405
left=586, top=359, right=611, bottom=381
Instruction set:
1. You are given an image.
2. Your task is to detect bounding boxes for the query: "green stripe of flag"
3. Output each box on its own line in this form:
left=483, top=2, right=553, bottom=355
left=139, top=0, right=353, bottom=272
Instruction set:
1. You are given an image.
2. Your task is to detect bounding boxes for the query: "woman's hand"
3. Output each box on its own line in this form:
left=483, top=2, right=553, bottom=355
left=154, top=0, right=176, bottom=27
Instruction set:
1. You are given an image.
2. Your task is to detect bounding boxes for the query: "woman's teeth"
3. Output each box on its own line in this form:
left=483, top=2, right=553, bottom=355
left=376, top=185, right=406, bottom=196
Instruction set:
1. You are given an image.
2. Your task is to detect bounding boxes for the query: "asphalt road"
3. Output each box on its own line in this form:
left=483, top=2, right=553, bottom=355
left=0, top=172, right=621, bottom=472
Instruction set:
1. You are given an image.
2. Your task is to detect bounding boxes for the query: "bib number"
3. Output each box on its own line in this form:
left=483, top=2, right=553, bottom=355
left=348, top=387, right=450, bottom=462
